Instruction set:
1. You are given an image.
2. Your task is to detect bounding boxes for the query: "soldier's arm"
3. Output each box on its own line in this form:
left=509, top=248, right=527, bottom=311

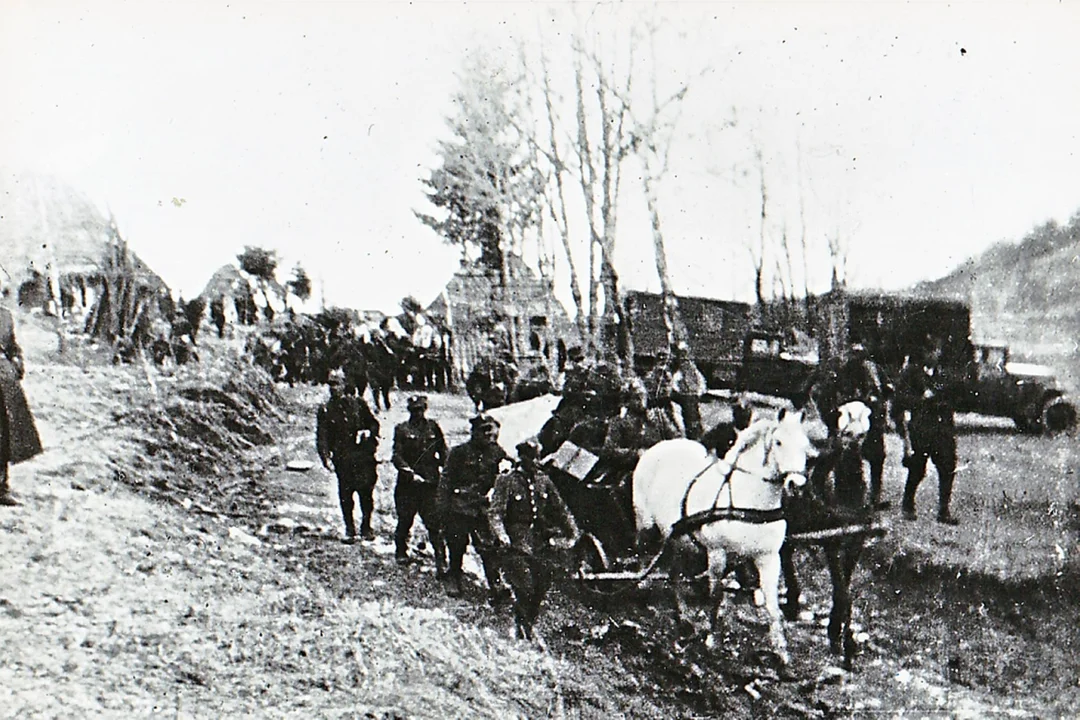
left=391, top=425, right=412, bottom=473
left=487, top=474, right=512, bottom=545
left=433, top=424, right=448, bottom=465
left=3, top=314, right=25, bottom=379
left=543, top=476, right=580, bottom=541
left=315, top=407, right=331, bottom=466
left=891, top=365, right=917, bottom=425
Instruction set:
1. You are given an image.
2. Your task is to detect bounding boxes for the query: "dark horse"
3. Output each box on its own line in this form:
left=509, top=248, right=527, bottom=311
left=781, top=400, right=879, bottom=671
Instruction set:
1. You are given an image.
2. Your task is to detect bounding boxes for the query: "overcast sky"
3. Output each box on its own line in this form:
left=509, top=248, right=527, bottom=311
left=3, top=0, right=1078, bottom=313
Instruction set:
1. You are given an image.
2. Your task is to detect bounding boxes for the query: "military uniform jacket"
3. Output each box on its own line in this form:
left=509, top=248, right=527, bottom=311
left=644, top=363, right=675, bottom=402
left=0, top=307, right=42, bottom=464
left=893, top=360, right=956, bottom=427
left=489, top=467, right=577, bottom=554
left=316, top=394, right=380, bottom=465
left=392, top=418, right=447, bottom=485
left=602, top=409, right=680, bottom=470
left=439, top=439, right=509, bottom=517
left=672, top=361, right=706, bottom=398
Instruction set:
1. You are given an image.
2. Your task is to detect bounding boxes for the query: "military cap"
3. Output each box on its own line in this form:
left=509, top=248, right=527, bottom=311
left=407, top=395, right=428, bottom=411
left=470, top=414, right=500, bottom=431
left=516, top=439, right=540, bottom=460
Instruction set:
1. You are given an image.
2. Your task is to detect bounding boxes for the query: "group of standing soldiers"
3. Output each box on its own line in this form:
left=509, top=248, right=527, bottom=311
left=801, top=335, right=961, bottom=525
left=316, top=374, right=579, bottom=640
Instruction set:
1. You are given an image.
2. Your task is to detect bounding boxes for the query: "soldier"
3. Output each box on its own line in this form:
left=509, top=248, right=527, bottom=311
left=538, top=389, right=593, bottom=457
left=596, top=378, right=681, bottom=553
left=602, top=378, right=681, bottom=471
left=804, top=343, right=889, bottom=510
left=317, top=374, right=381, bottom=542
left=671, top=343, right=707, bottom=440
left=0, top=299, right=43, bottom=506
left=489, top=440, right=579, bottom=642
left=700, top=395, right=754, bottom=457
left=466, top=353, right=514, bottom=412
left=643, top=350, right=679, bottom=432
left=391, top=395, right=448, bottom=571
left=893, top=336, right=960, bottom=525
left=439, top=414, right=512, bottom=601
left=559, top=345, right=589, bottom=402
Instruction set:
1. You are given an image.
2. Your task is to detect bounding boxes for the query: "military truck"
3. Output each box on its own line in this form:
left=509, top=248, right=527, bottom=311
left=812, top=291, right=1075, bottom=434
left=960, top=344, right=1076, bottom=434
left=733, top=329, right=818, bottom=402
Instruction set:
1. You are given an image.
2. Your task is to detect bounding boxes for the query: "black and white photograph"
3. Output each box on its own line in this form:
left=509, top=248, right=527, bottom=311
left=2, top=1, right=1078, bottom=717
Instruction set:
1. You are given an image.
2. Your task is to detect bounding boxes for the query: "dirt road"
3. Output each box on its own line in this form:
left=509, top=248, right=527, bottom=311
left=2, top=321, right=1077, bottom=717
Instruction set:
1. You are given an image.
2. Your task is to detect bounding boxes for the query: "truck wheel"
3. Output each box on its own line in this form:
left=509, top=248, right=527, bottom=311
left=1013, top=415, right=1039, bottom=434
left=1042, top=399, right=1077, bottom=434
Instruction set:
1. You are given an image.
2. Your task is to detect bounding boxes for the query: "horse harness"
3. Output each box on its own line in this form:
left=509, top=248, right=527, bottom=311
left=672, top=428, right=787, bottom=540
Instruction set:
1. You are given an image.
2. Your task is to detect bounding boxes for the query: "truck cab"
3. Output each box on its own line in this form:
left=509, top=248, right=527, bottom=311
left=965, top=343, right=1075, bottom=433
left=735, top=330, right=818, bottom=402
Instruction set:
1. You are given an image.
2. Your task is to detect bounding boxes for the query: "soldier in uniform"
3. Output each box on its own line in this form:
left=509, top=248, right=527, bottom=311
left=0, top=299, right=43, bottom=506
left=892, top=336, right=960, bottom=525
left=804, top=343, right=889, bottom=509
left=595, top=378, right=681, bottom=553
left=316, top=374, right=381, bottom=542
left=602, top=378, right=681, bottom=469
left=643, top=350, right=680, bottom=432
left=439, top=414, right=511, bottom=601
left=391, top=395, right=448, bottom=570
left=490, top=440, right=579, bottom=641
left=537, top=389, right=593, bottom=457
left=701, top=395, right=754, bottom=457
left=465, top=350, right=518, bottom=412
left=558, top=345, right=589, bottom=402
left=671, top=343, right=707, bottom=440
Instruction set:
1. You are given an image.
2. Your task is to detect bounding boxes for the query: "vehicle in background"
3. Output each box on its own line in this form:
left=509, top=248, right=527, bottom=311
left=961, top=344, right=1076, bottom=434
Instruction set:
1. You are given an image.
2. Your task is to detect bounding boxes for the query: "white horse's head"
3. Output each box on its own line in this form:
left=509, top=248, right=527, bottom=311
left=728, top=408, right=814, bottom=490
left=837, top=400, right=872, bottom=445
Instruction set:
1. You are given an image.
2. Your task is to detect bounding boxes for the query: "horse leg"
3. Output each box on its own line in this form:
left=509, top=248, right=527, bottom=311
left=825, top=541, right=861, bottom=666
left=841, top=541, right=864, bottom=670
left=706, top=548, right=730, bottom=644
left=779, top=542, right=801, bottom=621
left=670, top=541, right=706, bottom=639
left=754, top=551, right=790, bottom=666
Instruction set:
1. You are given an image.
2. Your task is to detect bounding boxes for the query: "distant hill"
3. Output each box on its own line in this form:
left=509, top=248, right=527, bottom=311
left=0, top=170, right=165, bottom=297
left=912, top=212, right=1080, bottom=360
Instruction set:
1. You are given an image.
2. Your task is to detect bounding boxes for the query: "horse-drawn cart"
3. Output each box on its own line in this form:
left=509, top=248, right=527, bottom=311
left=545, top=412, right=888, bottom=671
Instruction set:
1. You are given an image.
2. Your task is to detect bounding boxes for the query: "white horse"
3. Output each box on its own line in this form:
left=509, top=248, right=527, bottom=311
left=632, top=409, right=814, bottom=664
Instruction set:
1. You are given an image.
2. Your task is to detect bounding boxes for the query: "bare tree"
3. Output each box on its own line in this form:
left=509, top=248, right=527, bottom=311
left=632, top=51, right=693, bottom=348
left=828, top=228, right=849, bottom=290
left=750, top=147, right=769, bottom=308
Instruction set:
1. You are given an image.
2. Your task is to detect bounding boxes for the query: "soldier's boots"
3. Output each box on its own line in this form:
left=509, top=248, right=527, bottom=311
left=395, top=537, right=412, bottom=565
left=0, top=467, right=17, bottom=507
left=446, top=572, right=465, bottom=598
left=937, top=511, right=960, bottom=526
